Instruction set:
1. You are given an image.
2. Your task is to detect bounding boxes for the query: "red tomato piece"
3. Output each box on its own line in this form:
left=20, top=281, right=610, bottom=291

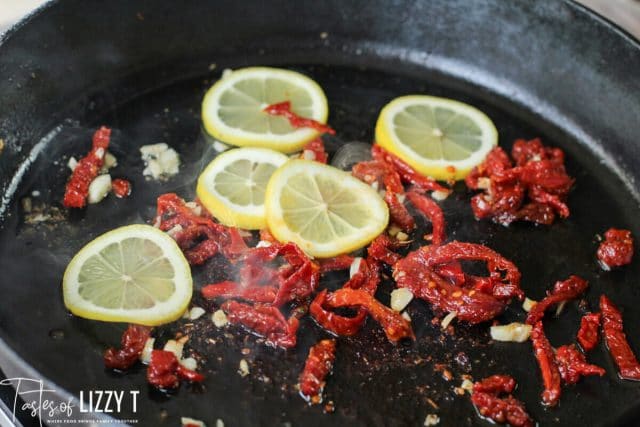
left=298, top=339, right=337, bottom=403
left=103, top=324, right=151, bottom=370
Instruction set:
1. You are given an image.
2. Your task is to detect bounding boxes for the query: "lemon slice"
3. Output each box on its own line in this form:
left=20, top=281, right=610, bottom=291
left=196, top=147, right=289, bottom=230
left=202, top=67, right=329, bottom=153
left=265, top=160, right=389, bottom=258
left=375, top=95, right=498, bottom=180
left=63, top=224, right=192, bottom=326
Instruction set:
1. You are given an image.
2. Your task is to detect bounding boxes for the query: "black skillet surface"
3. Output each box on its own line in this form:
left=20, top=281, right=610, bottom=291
left=1, top=1, right=640, bottom=426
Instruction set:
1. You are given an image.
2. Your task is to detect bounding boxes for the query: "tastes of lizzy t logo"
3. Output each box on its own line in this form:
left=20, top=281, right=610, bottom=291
left=0, top=377, right=140, bottom=425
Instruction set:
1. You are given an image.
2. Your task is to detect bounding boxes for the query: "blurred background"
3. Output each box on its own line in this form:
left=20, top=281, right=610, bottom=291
left=580, top=0, right=640, bottom=38
left=1, top=0, right=640, bottom=39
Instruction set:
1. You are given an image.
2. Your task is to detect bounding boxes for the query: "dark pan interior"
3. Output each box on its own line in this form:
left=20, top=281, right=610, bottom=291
left=1, top=1, right=639, bottom=426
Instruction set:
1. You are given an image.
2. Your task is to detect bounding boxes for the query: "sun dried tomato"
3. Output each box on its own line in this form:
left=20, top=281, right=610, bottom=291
left=466, top=147, right=524, bottom=225
left=394, top=260, right=505, bottom=323
left=319, top=254, right=356, bottom=273
left=146, top=350, right=204, bottom=389
left=111, top=178, right=131, bottom=198
left=406, top=190, right=446, bottom=246
left=225, top=227, right=250, bottom=260
left=311, top=290, right=368, bottom=336
left=367, top=234, right=405, bottom=266
left=104, top=324, right=151, bottom=370
left=264, top=101, right=335, bottom=135
left=433, top=262, right=467, bottom=287
left=526, top=275, right=588, bottom=325
left=431, top=261, right=501, bottom=294
left=310, top=258, right=381, bottom=336
left=176, top=364, right=205, bottom=383
left=352, top=160, right=394, bottom=189
left=418, top=241, right=523, bottom=301
left=473, top=375, right=516, bottom=394
left=469, top=180, right=526, bottom=225
left=202, top=243, right=320, bottom=306
left=471, top=375, right=533, bottom=427
left=273, top=254, right=320, bottom=306
left=156, top=193, right=212, bottom=229
left=235, top=242, right=319, bottom=306
left=507, top=159, right=573, bottom=195
left=600, top=295, right=640, bottom=380
left=155, top=193, right=248, bottom=265
left=394, top=242, right=515, bottom=324
left=556, top=344, right=605, bottom=385
left=201, top=281, right=278, bottom=303
left=531, top=321, right=561, bottom=406
left=511, top=138, right=565, bottom=167
left=322, top=288, right=414, bottom=342
left=513, top=202, right=556, bottom=225
left=577, top=312, right=601, bottom=352
left=269, top=259, right=316, bottom=306
left=147, top=350, right=179, bottom=389
left=465, top=147, right=512, bottom=189
left=222, top=300, right=299, bottom=349
left=371, top=144, right=450, bottom=193
left=63, top=126, right=111, bottom=208
left=527, top=186, right=569, bottom=218
left=465, top=139, right=574, bottom=225
left=300, top=138, right=328, bottom=163
left=352, top=160, right=415, bottom=231
left=299, top=339, right=337, bottom=403
left=322, top=257, right=381, bottom=297
left=597, top=228, right=634, bottom=270
left=472, top=393, right=533, bottom=427
left=499, top=139, right=573, bottom=195
left=183, top=238, right=221, bottom=265
left=353, top=146, right=451, bottom=232
left=384, top=191, right=415, bottom=232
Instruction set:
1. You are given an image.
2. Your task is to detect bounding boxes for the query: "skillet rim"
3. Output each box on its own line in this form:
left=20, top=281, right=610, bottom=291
left=0, top=1, right=639, bottom=426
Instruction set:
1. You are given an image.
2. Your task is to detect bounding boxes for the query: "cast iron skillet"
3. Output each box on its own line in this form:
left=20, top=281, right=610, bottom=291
left=1, top=1, right=639, bottom=426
